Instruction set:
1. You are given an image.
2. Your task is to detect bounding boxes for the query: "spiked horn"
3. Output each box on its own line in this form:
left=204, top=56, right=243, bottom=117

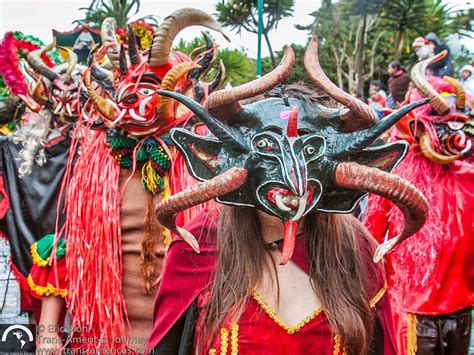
left=26, top=39, right=59, bottom=82
left=208, top=59, right=226, bottom=93
left=83, top=70, right=115, bottom=121
left=58, top=47, right=78, bottom=84
left=127, top=24, right=140, bottom=66
left=101, top=17, right=120, bottom=68
left=336, top=98, right=430, bottom=156
left=411, top=51, right=450, bottom=115
left=155, top=167, right=248, bottom=252
left=205, top=46, right=295, bottom=118
left=418, top=131, right=463, bottom=164
left=157, top=90, right=247, bottom=151
left=442, top=76, right=465, bottom=111
left=119, top=44, right=128, bottom=76
left=156, top=62, right=200, bottom=119
left=149, top=8, right=230, bottom=67
left=304, top=37, right=379, bottom=131
left=335, top=162, right=428, bottom=262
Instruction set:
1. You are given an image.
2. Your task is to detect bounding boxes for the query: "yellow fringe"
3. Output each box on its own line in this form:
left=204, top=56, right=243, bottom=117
left=27, top=274, right=68, bottom=298
left=141, top=161, right=159, bottom=194
left=369, top=282, right=387, bottom=308
left=30, top=243, right=49, bottom=267
left=161, top=175, right=172, bottom=246
left=407, top=313, right=418, bottom=355
left=0, top=124, right=14, bottom=136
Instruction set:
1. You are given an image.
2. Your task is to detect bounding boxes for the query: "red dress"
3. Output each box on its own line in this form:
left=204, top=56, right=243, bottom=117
left=148, top=209, right=396, bottom=354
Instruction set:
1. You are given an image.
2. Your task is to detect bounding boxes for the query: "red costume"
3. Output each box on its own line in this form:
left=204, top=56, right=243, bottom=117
left=149, top=210, right=397, bottom=354
left=365, top=52, right=474, bottom=354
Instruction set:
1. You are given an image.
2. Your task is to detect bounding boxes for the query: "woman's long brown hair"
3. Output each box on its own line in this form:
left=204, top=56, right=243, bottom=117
left=199, top=206, right=377, bottom=354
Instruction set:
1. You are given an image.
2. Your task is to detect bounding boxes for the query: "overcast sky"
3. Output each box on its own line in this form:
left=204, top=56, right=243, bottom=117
left=0, top=0, right=472, bottom=59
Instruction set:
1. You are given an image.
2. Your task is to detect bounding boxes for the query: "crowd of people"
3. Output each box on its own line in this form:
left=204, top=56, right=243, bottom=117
left=364, top=32, right=474, bottom=118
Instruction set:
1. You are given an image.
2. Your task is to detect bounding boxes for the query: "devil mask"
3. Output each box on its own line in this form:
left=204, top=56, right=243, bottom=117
left=85, top=9, right=228, bottom=137
left=155, top=37, right=429, bottom=264
left=19, top=39, right=84, bottom=124
left=398, top=51, right=474, bottom=164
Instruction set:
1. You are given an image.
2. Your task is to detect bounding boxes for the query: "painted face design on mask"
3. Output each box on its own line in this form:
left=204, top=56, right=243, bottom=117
left=152, top=37, right=430, bottom=265
left=19, top=40, right=83, bottom=124
left=405, top=51, right=474, bottom=164
left=85, top=10, right=228, bottom=137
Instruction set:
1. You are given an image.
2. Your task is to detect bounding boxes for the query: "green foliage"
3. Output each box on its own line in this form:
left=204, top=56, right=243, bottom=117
left=215, top=0, right=294, bottom=66
left=173, top=34, right=256, bottom=87
left=215, top=0, right=294, bottom=34
left=296, top=0, right=472, bottom=92
left=74, top=0, right=154, bottom=28
left=262, top=43, right=311, bottom=84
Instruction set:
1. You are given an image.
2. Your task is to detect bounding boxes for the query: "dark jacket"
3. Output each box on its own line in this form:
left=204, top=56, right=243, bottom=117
left=388, top=70, right=411, bottom=104
left=425, top=33, right=454, bottom=77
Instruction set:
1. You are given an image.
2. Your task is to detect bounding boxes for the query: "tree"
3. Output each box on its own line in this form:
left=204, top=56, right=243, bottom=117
left=74, top=0, right=154, bottom=29
left=215, top=0, right=294, bottom=68
left=173, top=35, right=256, bottom=86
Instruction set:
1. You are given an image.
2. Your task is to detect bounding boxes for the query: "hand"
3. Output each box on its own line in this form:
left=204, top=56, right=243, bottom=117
left=36, top=330, right=63, bottom=354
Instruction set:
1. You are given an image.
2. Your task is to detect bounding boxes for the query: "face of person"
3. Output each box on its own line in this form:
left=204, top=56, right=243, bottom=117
left=370, top=84, right=379, bottom=91
left=388, top=65, right=396, bottom=75
left=462, top=70, right=471, bottom=80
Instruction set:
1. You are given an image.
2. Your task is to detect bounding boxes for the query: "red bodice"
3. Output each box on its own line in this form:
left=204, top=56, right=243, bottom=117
left=196, top=293, right=345, bottom=355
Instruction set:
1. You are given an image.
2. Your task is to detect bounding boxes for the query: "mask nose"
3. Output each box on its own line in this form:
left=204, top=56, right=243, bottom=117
left=121, top=92, right=139, bottom=105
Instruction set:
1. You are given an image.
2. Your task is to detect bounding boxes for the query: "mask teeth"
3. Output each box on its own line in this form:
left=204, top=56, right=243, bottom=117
left=292, top=196, right=307, bottom=221
left=275, top=193, right=291, bottom=212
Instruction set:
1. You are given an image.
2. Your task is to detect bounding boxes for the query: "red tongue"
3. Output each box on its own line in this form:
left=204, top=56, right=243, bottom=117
left=280, top=220, right=299, bottom=265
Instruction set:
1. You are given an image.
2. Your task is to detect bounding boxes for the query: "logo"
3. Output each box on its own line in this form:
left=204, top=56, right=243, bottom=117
left=0, top=324, right=35, bottom=353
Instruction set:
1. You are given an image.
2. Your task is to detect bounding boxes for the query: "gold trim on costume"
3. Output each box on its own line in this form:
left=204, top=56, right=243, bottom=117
left=230, top=324, right=239, bottom=354
left=252, top=292, right=323, bottom=334
left=27, top=274, right=68, bottom=298
left=30, top=243, right=49, bottom=267
left=220, top=327, right=229, bottom=355
left=369, top=282, right=387, bottom=308
left=407, top=313, right=418, bottom=355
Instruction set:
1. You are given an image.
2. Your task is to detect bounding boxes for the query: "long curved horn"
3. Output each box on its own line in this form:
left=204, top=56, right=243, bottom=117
left=58, top=47, right=78, bottom=84
left=411, top=51, right=450, bottom=115
left=205, top=46, right=295, bottom=118
left=304, top=37, right=379, bottom=131
left=156, top=62, right=200, bottom=119
left=149, top=8, right=229, bottom=67
left=419, top=131, right=463, bottom=164
left=155, top=167, right=248, bottom=252
left=127, top=24, right=140, bottom=65
left=26, top=39, right=59, bottom=82
left=442, top=76, right=465, bottom=110
left=335, top=162, right=428, bottom=262
left=101, top=17, right=120, bottom=68
left=83, top=70, right=115, bottom=121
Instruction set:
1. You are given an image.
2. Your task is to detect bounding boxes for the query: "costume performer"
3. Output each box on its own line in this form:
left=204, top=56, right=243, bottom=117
left=365, top=51, right=474, bottom=354
left=26, top=8, right=228, bottom=352
left=0, top=35, right=83, bottom=317
left=147, top=37, right=429, bottom=354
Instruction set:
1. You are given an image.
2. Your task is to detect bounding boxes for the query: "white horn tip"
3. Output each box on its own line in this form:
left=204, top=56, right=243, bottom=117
left=373, top=236, right=399, bottom=263
left=176, top=227, right=200, bottom=253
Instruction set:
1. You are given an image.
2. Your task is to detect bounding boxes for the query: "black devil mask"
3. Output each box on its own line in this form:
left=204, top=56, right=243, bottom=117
left=155, top=37, right=429, bottom=264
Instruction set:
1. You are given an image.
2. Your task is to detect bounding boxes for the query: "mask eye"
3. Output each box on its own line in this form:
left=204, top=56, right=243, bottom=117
left=138, top=88, right=154, bottom=96
left=255, top=138, right=274, bottom=151
left=304, top=145, right=316, bottom=155
left=447, top=121, right=464, bottom=131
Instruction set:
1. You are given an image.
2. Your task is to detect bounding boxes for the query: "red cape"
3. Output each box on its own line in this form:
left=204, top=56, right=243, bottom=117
left=148, top=210, right=396, bottom=354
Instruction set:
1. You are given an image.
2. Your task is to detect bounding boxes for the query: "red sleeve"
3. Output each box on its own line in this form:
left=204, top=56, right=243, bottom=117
left=147, top=209, right=219, bottom=349
left=27, top=258, right=67, bottom=299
